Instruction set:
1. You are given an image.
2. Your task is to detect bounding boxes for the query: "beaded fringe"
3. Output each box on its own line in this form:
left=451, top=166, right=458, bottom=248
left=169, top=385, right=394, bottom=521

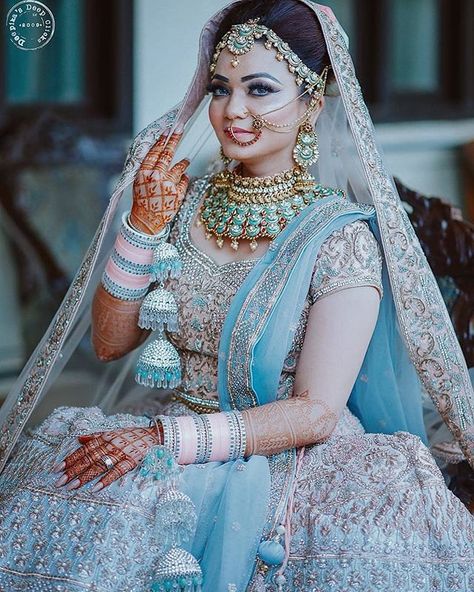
left=135, top=233, right=183, bottom=390
left=139, top=447, right=203, bottom=591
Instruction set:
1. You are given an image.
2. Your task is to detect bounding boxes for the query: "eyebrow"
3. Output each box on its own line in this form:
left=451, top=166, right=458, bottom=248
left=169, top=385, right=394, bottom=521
left=212, top=72, right=282, bottom=84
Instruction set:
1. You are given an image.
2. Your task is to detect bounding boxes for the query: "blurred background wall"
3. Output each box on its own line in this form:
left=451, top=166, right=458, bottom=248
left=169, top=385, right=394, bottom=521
left=1, top=0, right=474, bottom=391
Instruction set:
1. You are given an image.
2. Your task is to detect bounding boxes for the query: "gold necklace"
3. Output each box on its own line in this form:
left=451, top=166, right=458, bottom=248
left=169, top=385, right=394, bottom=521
left=196, top=166, right=345, bottom=251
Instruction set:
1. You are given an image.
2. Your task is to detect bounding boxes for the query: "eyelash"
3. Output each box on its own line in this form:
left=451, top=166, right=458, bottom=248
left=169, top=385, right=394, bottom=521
left=206, top=82, right=279, bottom=97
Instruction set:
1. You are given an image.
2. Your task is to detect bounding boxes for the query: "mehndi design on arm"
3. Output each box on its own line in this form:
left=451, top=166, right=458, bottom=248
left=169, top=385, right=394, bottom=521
left=92, top=130, right=189, bottom=361
left=242, top=390, right=338, bottom=456
left=91, top=287, right=149, bottom=361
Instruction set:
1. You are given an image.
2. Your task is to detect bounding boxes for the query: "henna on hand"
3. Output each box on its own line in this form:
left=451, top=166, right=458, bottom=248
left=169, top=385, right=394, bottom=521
left=241, top=390, right=338, bottom=456
left=91, top=129, right=190, bottom=361
left=53, top=426, right=161, bottom=491
left=130, top=130, right=190, bottom=235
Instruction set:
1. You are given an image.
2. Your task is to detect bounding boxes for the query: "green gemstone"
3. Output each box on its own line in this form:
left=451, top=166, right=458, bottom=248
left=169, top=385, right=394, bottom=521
left=300, top=147, right=314, bottom=159
left=248, top=214, right=261, bottom=225
left=267, top=223, right=280, bottom=236
left=245, top=224, right=260, bottom=238
left=215, top=222, right=227, bottom=233
left=280, top=209, right=296, bottom=221
left=292, top=196, right=304, bottom=207
left=263, top=204, right=277, bottom=215
left=229, top=224, right=244, bottom=237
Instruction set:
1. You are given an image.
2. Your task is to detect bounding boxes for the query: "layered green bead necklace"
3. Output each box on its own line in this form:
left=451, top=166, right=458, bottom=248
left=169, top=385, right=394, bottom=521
left=197, top=165, right=345, bottom=251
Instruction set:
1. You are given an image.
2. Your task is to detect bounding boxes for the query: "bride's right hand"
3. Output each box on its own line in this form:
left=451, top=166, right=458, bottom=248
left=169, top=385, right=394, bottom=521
left=130, top=129, right=190, bottom=235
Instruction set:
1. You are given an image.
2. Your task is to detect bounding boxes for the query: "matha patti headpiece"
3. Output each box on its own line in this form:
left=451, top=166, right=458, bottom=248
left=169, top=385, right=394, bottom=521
left=210, top=18, right=329, bottom=98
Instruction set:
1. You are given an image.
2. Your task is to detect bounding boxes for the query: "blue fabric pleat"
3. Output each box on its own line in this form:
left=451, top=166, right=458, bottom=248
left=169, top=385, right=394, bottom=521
left=180, top=455, right=270, bottom=591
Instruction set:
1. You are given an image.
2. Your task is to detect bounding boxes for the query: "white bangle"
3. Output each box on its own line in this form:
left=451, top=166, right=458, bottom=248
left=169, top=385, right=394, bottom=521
left=122, top=212, right=171, bottom=248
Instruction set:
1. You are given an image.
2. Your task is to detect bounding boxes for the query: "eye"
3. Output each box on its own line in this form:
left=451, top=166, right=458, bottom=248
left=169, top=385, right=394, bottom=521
left=206, top=83, right=229, bottom=97
left=248, top=83, right=279, bottom=96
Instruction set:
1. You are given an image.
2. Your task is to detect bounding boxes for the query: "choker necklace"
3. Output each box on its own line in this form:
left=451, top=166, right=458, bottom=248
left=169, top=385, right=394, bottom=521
left=196, top=165, right=345, bottom=251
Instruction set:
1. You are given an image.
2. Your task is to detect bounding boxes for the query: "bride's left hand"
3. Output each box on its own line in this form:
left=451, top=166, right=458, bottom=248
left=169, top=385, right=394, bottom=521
left=53, top=426, right=160, bottom=492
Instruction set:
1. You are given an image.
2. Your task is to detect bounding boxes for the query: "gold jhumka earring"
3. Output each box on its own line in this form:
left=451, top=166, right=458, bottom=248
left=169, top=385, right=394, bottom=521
left=293, top=120, right=320, bottom=170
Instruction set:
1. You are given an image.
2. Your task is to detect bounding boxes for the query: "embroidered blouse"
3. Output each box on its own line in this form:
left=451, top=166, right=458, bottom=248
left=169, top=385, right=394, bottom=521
left=163, top=178, right=383, bottom=407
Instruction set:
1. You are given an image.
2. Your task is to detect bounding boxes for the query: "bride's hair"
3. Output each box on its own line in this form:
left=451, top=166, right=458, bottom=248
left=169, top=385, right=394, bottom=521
left=214, top=0, right=331, bottom=78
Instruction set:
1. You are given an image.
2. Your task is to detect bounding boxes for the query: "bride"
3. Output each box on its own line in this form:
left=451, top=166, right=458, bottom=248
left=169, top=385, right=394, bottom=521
left=0, top=1, right=473, bottom=591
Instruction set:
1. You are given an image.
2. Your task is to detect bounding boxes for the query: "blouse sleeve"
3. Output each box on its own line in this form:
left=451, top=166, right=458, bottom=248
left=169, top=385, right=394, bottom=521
left=308, top=219, right=383, bottom=305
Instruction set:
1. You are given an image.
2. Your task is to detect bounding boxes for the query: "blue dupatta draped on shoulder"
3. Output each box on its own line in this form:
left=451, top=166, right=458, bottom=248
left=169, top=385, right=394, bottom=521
left=218, top=193, right=426, bottom=440
left=182, top=193, right=428, bottom=591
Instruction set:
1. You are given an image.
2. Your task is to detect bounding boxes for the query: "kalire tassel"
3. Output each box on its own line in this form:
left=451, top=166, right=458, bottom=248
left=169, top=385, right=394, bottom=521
left=138, top=287, right=179, bottom=332
left=135, top=238, right=183, bottom=390
left=140, top=447, right=203, bottom=592
left=135, top=333, right=182, bottom=388
left=151, top=547, right=203, bottom=592
left=151, top=242, right=183, bottom=282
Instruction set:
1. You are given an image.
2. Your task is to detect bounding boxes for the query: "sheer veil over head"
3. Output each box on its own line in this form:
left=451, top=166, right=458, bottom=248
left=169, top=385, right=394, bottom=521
left=0, top=0, right=473, bottom=472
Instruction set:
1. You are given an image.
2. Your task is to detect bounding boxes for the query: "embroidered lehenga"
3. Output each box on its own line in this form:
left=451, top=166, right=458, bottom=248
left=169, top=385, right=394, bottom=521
left=0, top=2, right=473, bottom=591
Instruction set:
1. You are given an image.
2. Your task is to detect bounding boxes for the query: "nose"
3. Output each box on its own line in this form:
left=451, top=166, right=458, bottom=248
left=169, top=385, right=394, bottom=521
left=223, top=90, right=249, bottom=121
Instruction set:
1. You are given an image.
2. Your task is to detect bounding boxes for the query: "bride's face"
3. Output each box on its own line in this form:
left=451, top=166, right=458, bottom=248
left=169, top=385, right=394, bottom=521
left=208, top=42, right=321, bottom=174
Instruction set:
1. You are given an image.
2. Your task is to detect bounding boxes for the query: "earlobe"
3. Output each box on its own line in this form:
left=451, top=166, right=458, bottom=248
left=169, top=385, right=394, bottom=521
left=309, top=101, right=324, bottom=127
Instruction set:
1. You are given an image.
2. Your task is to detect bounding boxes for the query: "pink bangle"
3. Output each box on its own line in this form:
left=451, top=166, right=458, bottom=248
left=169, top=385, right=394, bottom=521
left=101, top=210, right=169, bottom=301
left=176, top=416, right=198, bottom=464
left=104, top=258, right=151, bottom=289
left=115, top=234, right=154, bottom=264
left=207, top=413, right=231, bottom=462
left=158, top=410, right=247, bottom=465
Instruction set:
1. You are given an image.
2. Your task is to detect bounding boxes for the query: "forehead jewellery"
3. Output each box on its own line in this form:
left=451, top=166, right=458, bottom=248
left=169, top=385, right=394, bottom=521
left=210, top=18, right=329, bottom=147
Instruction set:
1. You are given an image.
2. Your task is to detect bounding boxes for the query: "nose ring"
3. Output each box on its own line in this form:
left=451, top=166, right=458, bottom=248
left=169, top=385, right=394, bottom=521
left=228, top=119, right=262, bottom=147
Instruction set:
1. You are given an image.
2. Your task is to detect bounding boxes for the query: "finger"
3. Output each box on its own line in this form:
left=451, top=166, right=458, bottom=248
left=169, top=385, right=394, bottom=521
left=176, top=174, right=190, bottom=198
left=55, top=452, right=96, bottom=487
left=65, top=464, right=105, bottom=491
left=56, top=444, right=126, bottom=487
left=168, top=158, right=190, bottom=183
left=62, top=438, right=103, bottom=469
left=77, top=432, right=102, bottom=444
left=156, top=132, right=183, bottom=171
left=91, top=458, right=137, bottom=492
left=140, top=130, right=172, bottom=170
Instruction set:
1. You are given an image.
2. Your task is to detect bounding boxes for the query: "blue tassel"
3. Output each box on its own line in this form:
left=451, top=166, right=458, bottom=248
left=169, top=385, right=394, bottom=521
left=257, top=539, right=285, bottom=566
left=135, top=336, right=182, bottom=389
left=151, top=243, right=183, bottom=282
left=150, top=548, right=203, bottom=592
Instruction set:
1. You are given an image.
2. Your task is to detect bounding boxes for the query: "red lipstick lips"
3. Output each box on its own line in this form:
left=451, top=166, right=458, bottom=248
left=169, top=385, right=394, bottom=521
left=224, top=127, right=254, bottom=134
